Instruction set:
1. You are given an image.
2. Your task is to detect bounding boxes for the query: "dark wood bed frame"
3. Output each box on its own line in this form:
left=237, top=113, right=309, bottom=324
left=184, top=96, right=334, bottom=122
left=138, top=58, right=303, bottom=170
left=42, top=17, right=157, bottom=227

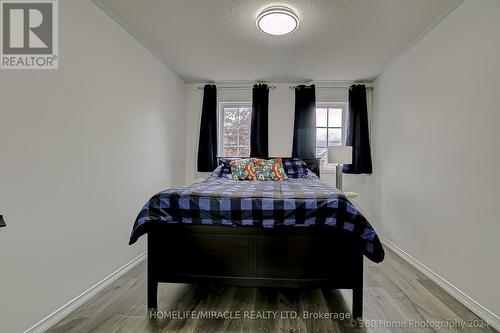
left=146, top=158, right=363, bottom=318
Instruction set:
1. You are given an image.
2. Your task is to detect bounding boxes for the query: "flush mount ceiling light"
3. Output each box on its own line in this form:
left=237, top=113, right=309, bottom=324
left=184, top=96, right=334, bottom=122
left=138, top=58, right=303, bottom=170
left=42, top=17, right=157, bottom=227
left=256, top=5, right=299, bottom=36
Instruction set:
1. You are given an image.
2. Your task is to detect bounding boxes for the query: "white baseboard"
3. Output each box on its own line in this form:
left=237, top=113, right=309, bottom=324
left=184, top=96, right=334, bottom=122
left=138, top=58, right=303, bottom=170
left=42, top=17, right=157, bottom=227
left=24, top=252, right=146, bottom=333
left=379, top=235, right=500, bottom=332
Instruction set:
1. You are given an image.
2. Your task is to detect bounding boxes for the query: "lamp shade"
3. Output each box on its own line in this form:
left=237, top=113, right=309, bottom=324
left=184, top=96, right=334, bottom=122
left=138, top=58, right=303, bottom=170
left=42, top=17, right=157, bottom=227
left=328, top=146, right=353, bottom=164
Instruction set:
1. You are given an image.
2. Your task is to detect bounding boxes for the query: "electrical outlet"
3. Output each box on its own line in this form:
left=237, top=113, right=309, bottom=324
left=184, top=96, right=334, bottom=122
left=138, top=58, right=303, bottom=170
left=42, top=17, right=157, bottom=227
left=0, top=215, right=6, bottom=227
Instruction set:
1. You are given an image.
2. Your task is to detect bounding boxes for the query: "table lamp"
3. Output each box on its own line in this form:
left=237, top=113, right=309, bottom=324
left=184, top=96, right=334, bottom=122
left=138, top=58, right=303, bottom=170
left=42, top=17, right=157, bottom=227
left=328, top=146, right=353, bottom=190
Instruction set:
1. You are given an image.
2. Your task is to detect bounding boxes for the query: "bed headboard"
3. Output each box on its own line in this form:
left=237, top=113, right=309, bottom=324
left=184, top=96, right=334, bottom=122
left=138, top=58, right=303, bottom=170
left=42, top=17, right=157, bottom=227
left=216, top=157, right=321, bottom=178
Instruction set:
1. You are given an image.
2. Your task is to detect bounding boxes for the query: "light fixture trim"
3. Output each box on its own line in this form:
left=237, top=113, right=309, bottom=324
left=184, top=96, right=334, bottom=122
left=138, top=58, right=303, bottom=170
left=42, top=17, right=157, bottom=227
left=256, top=5, right=299, bottom=36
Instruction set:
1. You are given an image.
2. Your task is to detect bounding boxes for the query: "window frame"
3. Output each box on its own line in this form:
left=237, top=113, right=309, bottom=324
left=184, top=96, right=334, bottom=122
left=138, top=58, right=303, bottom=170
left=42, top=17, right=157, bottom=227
left=218, top=102, right=253, bottom=157
left=315, top=102, right=348, bottom=171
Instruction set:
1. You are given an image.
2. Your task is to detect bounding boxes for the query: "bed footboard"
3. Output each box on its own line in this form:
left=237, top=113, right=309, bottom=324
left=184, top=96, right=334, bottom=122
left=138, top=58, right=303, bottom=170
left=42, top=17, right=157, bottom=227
left=147, top=224, right=363, bottom=317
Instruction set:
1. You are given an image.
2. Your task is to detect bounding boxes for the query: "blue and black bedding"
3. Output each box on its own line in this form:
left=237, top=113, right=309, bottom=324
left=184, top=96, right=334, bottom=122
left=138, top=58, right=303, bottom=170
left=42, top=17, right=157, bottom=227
left=129, top=167, right=384, bottom=263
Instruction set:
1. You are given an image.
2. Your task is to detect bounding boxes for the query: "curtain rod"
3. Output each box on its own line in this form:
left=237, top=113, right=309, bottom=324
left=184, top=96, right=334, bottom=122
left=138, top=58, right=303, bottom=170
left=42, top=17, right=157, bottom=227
left=195, top=84, right=372, bottom=90
left=197, top=85, right=277, bottom=90
left=288, top=85, right=373, bottom=90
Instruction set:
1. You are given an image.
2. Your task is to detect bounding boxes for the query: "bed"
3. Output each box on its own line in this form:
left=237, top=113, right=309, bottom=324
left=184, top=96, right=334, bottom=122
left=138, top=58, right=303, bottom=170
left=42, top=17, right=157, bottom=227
left=129, top=158, right=384, bottom=318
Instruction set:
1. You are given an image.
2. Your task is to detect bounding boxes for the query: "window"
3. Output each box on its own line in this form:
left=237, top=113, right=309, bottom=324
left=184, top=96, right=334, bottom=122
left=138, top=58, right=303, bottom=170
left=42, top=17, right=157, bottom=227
left=316, top=103, right=347, bottom=159
left=219, top=103, right=252, bottom=157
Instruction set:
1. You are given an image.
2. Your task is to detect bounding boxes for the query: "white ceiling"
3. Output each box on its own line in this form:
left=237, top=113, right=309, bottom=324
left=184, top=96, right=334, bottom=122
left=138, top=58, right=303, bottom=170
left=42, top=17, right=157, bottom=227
left=92, top=0, right=463, bottom=83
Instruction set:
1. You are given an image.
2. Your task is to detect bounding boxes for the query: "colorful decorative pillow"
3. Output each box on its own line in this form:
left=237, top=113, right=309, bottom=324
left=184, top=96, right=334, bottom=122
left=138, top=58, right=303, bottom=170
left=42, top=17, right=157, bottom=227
left=254, top=158, right=288, bottom=181
left=282, top=158, right=309, bottom=178
left=230, top=158, right=257, bottom=180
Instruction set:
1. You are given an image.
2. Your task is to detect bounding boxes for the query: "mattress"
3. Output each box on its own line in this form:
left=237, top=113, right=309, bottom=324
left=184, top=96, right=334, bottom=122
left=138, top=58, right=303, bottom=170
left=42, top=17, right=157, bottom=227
left=129, top=174, right=384, bottom=263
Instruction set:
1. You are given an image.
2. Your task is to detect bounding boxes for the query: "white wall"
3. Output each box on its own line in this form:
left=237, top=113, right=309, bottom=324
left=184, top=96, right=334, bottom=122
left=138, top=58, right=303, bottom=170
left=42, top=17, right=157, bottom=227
left=373, top=0, right=500, bottom=319
left=184, top=84, right=375, bottom=218
left=0, top=1, right=186, bottom=332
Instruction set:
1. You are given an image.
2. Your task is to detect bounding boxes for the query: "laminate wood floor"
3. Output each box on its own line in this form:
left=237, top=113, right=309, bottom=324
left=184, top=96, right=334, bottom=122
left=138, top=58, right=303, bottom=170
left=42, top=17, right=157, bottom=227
left=46, top=247, right=497, bottom=333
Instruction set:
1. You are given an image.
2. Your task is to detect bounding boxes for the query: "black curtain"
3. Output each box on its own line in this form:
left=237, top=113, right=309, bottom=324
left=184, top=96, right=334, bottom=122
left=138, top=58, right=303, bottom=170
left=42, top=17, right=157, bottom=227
left=250, top=84, right=269, bottom=158
left=197, top=84, right=218, bottom=172
left=343, top=84, right=373, bottom=174
left=292, top=85, right=316, bottom=158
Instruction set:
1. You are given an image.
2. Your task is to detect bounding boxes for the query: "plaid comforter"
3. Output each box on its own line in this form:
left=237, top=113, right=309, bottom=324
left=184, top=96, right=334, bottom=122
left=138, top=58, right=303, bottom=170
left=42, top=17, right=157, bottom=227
left=129, top=175, right=384, bottom=263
